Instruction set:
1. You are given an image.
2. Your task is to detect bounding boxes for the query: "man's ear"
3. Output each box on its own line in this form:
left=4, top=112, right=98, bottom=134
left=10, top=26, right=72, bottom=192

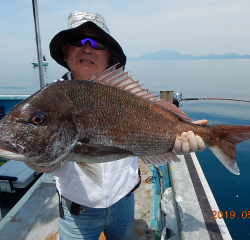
left=62, top=45, right=68, bottom=62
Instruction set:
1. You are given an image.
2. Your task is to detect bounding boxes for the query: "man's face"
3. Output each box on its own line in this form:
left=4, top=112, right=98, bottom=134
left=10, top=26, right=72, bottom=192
left=62, top=28, right=111, bottom=79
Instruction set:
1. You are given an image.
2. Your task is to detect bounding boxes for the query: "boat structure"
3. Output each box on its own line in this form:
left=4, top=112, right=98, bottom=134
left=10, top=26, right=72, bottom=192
left=0, top=94, right=233, bottom=240
left=31, top=55, right=48, bottom=67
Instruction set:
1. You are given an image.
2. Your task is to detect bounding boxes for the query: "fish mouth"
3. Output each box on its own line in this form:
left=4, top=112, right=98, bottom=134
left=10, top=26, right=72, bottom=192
left=0, top=141, right=18, bottom=153
left=0, top=141, right=26, bottom=161
left=0, top=149, right=26, bottom=161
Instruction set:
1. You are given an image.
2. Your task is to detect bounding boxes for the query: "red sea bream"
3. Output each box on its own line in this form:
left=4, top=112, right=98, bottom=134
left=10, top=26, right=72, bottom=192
left=0, top=65, right=250, bottom=183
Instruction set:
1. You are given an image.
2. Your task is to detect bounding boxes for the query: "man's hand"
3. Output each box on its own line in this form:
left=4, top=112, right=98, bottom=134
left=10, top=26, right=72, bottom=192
left=173, top=119, right=207, bottom=155
left=25, top=161, right=62, bottom=173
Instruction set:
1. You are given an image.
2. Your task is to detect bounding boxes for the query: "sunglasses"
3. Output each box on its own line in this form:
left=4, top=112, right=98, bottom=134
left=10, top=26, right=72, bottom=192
left=68, top=34, right=107, bottom=50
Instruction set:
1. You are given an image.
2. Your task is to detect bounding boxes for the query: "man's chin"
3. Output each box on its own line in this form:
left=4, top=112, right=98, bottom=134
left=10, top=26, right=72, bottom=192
left=71, top=66, right=97, bottom=80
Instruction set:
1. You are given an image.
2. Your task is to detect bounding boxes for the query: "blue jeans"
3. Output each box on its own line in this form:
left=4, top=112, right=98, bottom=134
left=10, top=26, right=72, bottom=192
left=59, top=192, right=135, bottom=240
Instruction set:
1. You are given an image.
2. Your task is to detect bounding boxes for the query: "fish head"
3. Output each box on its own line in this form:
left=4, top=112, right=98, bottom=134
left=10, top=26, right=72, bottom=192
left=0, top=87, right=79, bottom=166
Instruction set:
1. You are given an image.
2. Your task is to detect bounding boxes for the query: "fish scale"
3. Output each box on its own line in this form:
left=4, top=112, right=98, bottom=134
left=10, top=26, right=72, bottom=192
left=0, top=65, right=249, bottom=179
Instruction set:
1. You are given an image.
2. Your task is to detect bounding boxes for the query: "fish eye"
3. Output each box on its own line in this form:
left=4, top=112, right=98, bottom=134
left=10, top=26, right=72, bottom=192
left=30, top=113, right=46, bottom=126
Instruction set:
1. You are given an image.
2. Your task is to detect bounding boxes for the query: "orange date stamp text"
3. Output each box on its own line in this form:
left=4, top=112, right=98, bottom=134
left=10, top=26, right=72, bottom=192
left=212, top=211, right=250, bottom=219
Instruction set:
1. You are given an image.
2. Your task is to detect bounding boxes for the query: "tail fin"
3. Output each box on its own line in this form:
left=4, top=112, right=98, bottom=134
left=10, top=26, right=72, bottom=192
left=207, top=125, right=250, bottom=175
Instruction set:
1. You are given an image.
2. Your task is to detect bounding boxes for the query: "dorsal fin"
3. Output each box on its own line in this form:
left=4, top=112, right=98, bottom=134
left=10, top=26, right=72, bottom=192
left=91, top=65, right=191, bottom=121
left=152, top=100, right=191, bottom=121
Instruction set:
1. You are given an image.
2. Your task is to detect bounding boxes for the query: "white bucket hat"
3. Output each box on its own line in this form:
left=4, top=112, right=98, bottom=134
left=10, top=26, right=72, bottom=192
left=50, top=11, right=126, bottom=70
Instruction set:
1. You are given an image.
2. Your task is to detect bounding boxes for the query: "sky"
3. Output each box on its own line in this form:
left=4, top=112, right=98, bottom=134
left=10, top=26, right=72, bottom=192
left=1, top=0, right=250, bottom=64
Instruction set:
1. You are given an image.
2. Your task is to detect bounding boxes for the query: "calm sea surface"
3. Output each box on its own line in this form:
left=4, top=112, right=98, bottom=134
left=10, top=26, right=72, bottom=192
left=0, top=59, right=250, bottom=239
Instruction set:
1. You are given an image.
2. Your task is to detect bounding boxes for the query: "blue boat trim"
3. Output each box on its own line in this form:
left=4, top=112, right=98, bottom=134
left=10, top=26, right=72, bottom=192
left=0, top=95, right=29, bottom=115
left=0, top=95, right=30, bottom=100
left=150, top=175, right=161, bottom=239
left=31, top=62, right=48, bottom=67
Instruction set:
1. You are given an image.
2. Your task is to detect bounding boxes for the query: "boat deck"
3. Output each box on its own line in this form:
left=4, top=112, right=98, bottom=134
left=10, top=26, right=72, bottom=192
left=0, top=174, right=59, bottom=240
left=0, top=162, right=157, bottom=240
left=134, top=161, right=159, bottom=239
left=0, top=155, right=232, bottom=240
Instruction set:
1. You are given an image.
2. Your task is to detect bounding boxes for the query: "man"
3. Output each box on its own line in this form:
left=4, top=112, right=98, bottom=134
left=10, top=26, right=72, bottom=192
left=43, top=11, right=206, bottom=239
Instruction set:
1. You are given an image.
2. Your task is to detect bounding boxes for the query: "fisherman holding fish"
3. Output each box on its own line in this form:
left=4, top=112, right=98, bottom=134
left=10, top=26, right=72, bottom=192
left=0, top=8, right=248, bottom=240
left=6, top=11, right=207, bottom=239
left=48, top=11, right=207, bottom=239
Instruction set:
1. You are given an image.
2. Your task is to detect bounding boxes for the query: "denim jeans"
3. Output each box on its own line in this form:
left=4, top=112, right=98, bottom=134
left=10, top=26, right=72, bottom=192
left=59, top=192, right=135, bottom=240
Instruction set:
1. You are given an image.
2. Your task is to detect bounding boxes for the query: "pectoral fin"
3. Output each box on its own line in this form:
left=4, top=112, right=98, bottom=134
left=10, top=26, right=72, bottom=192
left=73, top=142, right=133, bottom=157
left=76, top=162, right=104, bottom=189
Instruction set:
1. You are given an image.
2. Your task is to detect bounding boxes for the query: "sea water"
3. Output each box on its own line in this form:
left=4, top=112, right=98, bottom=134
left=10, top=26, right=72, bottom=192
left=127, top=59, right=250, bottom=240
left=0, top=59, right=249, bottom=239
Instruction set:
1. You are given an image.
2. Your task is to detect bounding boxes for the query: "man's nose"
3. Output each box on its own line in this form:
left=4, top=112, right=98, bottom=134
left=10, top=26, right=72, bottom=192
left=81, top=41, right=92, bottom=52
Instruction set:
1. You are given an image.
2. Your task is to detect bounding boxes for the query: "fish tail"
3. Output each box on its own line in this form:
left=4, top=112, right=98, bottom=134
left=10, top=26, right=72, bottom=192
left=207, top=125, right=250, bottom=175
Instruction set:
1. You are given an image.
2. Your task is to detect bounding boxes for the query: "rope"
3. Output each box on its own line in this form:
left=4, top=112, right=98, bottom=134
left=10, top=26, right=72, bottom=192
left=145, top=165, right=158, bottom=183
left=145, top=165, right=164, bottom=198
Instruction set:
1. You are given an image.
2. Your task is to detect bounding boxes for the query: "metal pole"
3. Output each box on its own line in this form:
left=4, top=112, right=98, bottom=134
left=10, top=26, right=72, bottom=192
left=160, top=90, right=174, bottom=103
left=32, top=0, right=45, bottom=89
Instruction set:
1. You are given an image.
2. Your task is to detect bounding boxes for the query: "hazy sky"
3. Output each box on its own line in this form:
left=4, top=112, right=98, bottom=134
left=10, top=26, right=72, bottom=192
left=1, top=0, right=250, bottom=64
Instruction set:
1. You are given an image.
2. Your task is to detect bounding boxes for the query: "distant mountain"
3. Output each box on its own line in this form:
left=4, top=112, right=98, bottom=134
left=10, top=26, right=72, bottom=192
left=128, top=50, right=250, bottom=61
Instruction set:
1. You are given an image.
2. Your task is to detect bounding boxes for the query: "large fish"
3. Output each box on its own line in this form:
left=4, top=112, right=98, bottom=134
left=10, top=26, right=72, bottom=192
left=0, top=64, right=250, bottom=185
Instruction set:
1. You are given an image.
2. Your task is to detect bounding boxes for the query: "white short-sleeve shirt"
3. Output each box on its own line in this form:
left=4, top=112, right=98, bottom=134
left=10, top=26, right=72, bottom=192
left=52, top=157, right=139, bottom=208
